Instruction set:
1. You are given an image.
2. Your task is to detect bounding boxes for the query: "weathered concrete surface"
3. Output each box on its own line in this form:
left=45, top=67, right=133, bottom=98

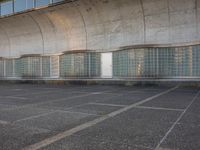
left=0, top=0, right=200, bottom=58
left=0, top=84, right=199, bottom=150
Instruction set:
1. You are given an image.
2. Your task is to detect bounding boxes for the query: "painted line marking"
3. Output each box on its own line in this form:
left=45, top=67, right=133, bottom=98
left=14, top=110, right=99, bottom=124
left=106, top=87, right=150, bottom=94
left=12, top=89, right=23, bottom=91
left=134, top=144, right=154, bottom=150
left=0, top=120, right=9, bottom=125
left=5, top=89, right=117, bottom=111
left=89, top=102, right=127, bottom=107
left=14, top=111, right=57, bottom=123
left=0, top=96, right=27, bottom=100
left=127, top=90, right=157, bottom=94
left=2, top=93, right=93, bottom=111
left=6, top=96, right=28, bottom=100
left=135, top=106, right=184, bottom=112
left=90, top=92, right=105, bottom=95
left=31, top=89, right=122, bottom=108
left=34, top=93, right=92, bottom=105
left=155, top=89, right=200, bottom=150
left=14, top=91, right=118, bottom=122
left=57, top=110, right=101, bottom=117
left=23, top=86, right=178, bottom=150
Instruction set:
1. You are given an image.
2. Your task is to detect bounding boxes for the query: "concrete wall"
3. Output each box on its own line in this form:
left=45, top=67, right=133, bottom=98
left=0, top=0, right=200, bottom=58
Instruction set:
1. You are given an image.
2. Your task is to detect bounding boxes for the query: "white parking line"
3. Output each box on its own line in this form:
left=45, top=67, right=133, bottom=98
left=12, top=89, right=23, bottom=91
left=0, top=120, right=9, bottom=125
left=135, top=144, right=154, bottom=150
left=14, top=111, right=57, bottom=123
left=89, top=102, right=127, bottom=107
left=135, top=106, right=184, bottom=112
left=57, top=110, right=101, bottom=117
left=6, top=96, right=28, bottom=100
left=13, top=91, right=118, bottom=123
left=23, top=86, right=178, bottom=150
left=14, top=109, right=100, bottom=124
left=0, top=96, right=27, bottom=100
left=3, top=93, right=93, bottom=111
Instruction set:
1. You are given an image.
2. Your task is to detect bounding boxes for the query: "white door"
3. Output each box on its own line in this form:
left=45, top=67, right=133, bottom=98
left=101, top=53, right=113, bottom=78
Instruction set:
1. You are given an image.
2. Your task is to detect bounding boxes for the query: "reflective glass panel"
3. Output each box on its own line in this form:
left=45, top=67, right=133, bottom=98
left=35, top=0, right=50, bottom=7
left=1, top=1, right=13, bottom=16
left=14, top=0, right=26, bottom=13
left=26, top=0, right=34, bottom=9
left=53, top=0, right=64, bottom=3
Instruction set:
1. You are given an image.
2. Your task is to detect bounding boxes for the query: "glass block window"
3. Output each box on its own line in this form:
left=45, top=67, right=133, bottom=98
left=90, top=53, right=101, bottom=77
left=50, top=56, right=59, bottom=78
left=0, top=59, right=4, bottom=77
left=15, top=57, right=41, bottom=78
left=192, top=45, right=200, bottom=77
left=134, top=49, right=145, bottom=77
left=42, top=56, right=50, bottom=77
left=113, top=45, right=200, bottom=78
left=5, top=59, right=14, bottom=77
left=74, top=53, right=85, bottom=77
left=60, top=52, right=101, bottom=78
left=14, top=58, right=22, bottom=77
left=60, top=53, right=74, bottom=77
left=28, top=57, right=41, bottom=78
left=144, top=48, right=158, bottom=77
left=21, top=57, right=29, bottom=77
left=158, top=48, right=176, bottom=77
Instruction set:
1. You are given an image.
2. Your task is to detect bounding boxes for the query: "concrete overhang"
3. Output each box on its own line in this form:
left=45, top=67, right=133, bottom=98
left=0, top=0, right=199, bottom=58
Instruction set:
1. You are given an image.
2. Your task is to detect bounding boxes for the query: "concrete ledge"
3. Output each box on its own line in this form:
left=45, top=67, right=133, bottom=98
left=0, top=78, right=200, bottom=87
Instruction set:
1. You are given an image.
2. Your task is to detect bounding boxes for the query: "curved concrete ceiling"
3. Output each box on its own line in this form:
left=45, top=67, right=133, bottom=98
left=0, top=0, right=200, bottom=58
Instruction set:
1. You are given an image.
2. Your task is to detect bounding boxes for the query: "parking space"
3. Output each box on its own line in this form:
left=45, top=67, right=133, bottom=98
left=141, top=88, right=198, bottom=109
left=40, top=108, right=181, bottom=150
left=158, top=94, right=200, bottom=150
left=0, top=84, right=199, bottom=150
